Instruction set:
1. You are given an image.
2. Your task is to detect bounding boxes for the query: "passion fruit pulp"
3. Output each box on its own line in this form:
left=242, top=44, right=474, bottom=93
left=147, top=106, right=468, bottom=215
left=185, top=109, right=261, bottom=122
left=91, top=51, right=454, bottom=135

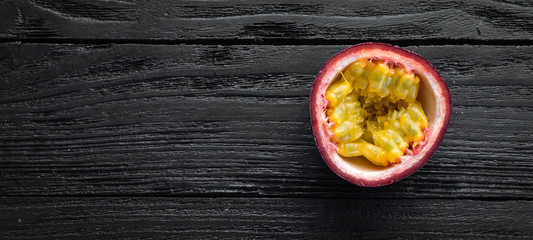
left=310, top=43, right=452, bottom=187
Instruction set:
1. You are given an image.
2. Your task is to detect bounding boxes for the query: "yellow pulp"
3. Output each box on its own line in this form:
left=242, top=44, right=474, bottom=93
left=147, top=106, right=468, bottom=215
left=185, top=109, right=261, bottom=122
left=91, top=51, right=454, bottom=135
left=325, top=59, right=429, bottom=166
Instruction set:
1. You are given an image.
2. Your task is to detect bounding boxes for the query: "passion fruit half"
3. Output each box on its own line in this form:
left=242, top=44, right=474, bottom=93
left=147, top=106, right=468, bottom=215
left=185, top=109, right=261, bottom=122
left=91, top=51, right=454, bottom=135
left=310, top=43, right=451, bottom=187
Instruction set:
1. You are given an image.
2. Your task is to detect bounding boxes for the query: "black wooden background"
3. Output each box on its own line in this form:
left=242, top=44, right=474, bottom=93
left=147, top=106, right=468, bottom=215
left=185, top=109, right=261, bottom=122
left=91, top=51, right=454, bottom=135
left=1, top=0, right=532, bottom=239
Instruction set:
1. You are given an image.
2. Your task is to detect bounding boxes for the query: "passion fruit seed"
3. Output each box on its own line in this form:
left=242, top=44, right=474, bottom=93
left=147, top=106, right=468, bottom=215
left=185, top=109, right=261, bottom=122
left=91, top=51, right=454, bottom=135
left=325, top=58, right=429, bottom=167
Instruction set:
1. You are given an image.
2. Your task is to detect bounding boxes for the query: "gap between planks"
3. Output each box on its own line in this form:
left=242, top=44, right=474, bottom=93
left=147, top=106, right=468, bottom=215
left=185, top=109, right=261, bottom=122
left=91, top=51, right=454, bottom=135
left=0, top=194, right=531, bottom=201
left=0, top=38, right=533, bottom=46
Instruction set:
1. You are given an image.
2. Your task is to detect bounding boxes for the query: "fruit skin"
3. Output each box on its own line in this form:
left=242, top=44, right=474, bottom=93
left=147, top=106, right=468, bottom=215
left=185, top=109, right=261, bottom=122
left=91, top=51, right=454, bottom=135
left=310, top=42, right=452, bottom=187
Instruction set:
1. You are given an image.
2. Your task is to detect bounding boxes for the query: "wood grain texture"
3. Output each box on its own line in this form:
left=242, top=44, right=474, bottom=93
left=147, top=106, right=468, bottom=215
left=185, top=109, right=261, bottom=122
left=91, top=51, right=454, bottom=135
left=0, top=0, right=532, bottom=41
left=0, top=197, right=531, bottom=239
left=1, top=44, right=532, bottom=198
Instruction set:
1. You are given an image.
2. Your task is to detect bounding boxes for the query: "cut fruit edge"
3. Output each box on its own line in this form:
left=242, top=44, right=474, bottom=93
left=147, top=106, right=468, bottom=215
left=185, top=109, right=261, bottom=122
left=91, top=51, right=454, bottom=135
left=310, top=43, right=452, bottom=187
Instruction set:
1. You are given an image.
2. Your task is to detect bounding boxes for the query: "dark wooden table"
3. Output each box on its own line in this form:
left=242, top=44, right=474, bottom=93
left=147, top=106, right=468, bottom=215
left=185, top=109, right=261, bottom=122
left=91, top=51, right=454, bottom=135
left=1, top=0, right=532, bottom=239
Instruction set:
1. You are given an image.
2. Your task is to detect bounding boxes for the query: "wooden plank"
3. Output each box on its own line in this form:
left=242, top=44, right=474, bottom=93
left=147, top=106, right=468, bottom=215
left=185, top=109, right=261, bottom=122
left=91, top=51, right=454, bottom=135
left=0, top=197, right=531, bottom=239
left=0, top=0, right=532, bottom=41
left=1, top=44, right=532, bottom=198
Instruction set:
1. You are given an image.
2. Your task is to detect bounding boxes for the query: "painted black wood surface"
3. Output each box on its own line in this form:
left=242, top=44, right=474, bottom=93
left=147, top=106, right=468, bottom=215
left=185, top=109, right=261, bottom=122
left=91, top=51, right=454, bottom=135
left=1, top=0, right=532, bottom=239
left=1, top=198, right=531, bottom=239
left=1, top=0, right=532, bottom=42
